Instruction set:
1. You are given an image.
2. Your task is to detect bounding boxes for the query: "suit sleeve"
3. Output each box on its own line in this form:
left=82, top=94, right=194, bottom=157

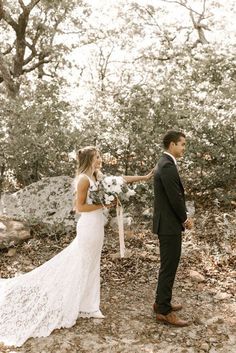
left=160, top=163, right=187, bottom=223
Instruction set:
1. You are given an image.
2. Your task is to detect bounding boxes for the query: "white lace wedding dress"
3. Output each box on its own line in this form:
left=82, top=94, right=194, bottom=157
left=0, top=176, right=104, bottom=347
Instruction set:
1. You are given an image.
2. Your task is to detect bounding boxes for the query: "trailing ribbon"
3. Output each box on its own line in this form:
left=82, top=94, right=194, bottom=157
left=116, top=198, right=125, bottom=258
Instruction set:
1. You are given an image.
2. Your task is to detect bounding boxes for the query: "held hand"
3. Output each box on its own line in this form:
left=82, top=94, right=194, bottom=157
left=188, top=218, right=194, bottom=229
left=144, top=168, right=154, bottom=181
left=183, top=218, right=194, bottom=230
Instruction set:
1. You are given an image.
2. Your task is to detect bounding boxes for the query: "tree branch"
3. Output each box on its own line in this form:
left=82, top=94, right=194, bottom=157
left=2, top=44, right=14, bottom=55
left=162, top=0, right=210, bottom=44
left=0, top=0, right=18, bottom=31
left=22, top=58, right=51, bottom=73
left=23, top=40, right=37, bottom=65
left=160, top=0, right=203, bottom=17
left=18, top=0, right=26, bottom=10
left=0, top=53, right=18, bottom=97
left=190, top=10, right=209, bottom=44
left=25, top=0, right=41, bottom=13
left=202, top=0, right=207, bottom=20
left=134, top=55, right=171, bottom=62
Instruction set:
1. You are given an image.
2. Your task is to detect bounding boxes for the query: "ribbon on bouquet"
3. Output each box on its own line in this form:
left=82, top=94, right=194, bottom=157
left=116, top=198, right=125, bottom=258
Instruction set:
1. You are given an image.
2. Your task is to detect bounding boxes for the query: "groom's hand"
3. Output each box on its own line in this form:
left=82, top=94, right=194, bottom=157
left=183, top=218, right=194, bottom=230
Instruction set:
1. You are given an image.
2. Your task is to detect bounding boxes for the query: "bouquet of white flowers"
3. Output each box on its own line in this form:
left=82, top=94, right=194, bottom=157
left=89, top=175, right=135, bottom=258
left=89, top=176, right=135, bottom=206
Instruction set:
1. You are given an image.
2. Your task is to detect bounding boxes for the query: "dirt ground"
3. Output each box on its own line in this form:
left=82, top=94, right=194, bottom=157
left=0, top=218, right=235, bottom=353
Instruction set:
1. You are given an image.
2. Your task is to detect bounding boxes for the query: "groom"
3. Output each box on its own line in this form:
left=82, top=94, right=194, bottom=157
left=153, top=130, right=193, bottom=327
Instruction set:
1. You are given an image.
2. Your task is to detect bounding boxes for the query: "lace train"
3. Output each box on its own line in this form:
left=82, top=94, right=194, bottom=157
left=78, top=310, right=105, bottom=319
left=0, top=208, right=104, bottom=347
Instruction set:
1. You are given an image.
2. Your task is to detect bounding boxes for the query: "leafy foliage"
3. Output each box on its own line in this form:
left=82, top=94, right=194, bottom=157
left=0, top=81, right=80, bottom=190
left=0, top=0, right=235, bottom=204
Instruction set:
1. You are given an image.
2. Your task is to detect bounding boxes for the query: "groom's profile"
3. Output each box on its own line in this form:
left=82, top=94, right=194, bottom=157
left=153, top=130, right=193, bottom=327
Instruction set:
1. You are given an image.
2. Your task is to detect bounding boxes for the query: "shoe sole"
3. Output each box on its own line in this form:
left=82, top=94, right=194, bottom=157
left=156, top=318, right=189, bottom=327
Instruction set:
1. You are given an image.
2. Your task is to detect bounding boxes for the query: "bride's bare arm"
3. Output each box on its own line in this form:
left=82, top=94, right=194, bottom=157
left=75, top=176, right=103, bottom=213
left=122, top=169, right=154, bottom=184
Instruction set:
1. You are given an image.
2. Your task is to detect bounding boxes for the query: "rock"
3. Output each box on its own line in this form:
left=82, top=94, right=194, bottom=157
left=60, top=342, right=73, bottom=351
left=0, top=176, right=75, bottom=231
left=206, top=316, right=225, bottom=325
left=230, top=271, right=236, bottom=278
left=188, top=331, right=198, bottom=339
left=200, top=343, right=210, bottom=352
left=6, top=248, right=17, bottom=257
left=214, top=291, right=232, bottom=300
left=209, top=348, right=218, bottom=353
left=0, top=217, right=31, bottom=249
left=110, top=252, right=121, bottom=260
left=142, top=208, right=152, bottom=218
left=189, top=270, right=205, bottom=282
left=0, top=222, right=6, bottom=230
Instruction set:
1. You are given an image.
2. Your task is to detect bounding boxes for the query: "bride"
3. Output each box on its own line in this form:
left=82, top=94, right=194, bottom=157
left=0, top=146, right=153, bottom=347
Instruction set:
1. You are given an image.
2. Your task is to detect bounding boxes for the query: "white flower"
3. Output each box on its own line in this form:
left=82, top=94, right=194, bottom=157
left=104, top=194, right=115, bottom=204
left=90, top=175, right=135, bottom=206
left=127, top=189, right=136, bottom=197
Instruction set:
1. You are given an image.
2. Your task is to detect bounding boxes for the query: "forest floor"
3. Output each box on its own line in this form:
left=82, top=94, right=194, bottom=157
left=0, top=208, right=235, bottom=353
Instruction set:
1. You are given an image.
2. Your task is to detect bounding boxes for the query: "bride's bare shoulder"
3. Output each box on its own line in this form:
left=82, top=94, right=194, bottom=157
left=73, top=174, right=90, bottom=191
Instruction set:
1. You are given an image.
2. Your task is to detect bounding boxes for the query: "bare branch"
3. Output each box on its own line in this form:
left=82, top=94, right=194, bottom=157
left=22, top=58, right=51, bottom=73
left=49, top=7, right=72, bottom=48
left=18, top=0, right=26, bottom=10
left=2, top=44, right=14, bottom=55
left=62, top=30, right=85, bottom=35
left=160, top=0, right=202, bottom=17
left=25, top=0, right=40, bottom=12
left=202, top=0, right=207, bottom=18
left=162, top=0, right=210, bottom=44
left=144, top=7, right=163, bottom=33
left=134, top=55, right=171, bottom=62
left=134, top=4, right=176, bottom=46
left=23, top=40, right=37, bottom=65
left=0, top=0, right=18, bottom=31
left=190, top=10, right=209, bottom=44
left=190, top=10, right=196, bottom=27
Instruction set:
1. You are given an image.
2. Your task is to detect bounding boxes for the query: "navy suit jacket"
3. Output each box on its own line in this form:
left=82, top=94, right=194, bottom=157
left=153, top=153, right=187, bottom=236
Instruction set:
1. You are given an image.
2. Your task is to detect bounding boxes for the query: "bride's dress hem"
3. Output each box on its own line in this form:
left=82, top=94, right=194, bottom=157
left=0, top=178, right=105, bottom=348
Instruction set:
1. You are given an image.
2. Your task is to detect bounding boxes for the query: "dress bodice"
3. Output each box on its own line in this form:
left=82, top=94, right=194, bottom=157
left=86, top=176, right=99, bottom=205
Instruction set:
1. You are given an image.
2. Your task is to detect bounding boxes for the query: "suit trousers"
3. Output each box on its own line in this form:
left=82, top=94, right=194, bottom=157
left=155, top=234, right=182, bottom=315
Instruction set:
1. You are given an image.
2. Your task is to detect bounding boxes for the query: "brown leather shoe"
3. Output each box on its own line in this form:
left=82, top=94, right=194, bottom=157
left=153, top=302, right=182, bottom=313
left=156, top=312, right=189, bottom=327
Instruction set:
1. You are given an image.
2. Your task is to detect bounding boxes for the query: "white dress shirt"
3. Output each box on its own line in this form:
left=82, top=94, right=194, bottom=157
left=163, top=151, right=177, bottom=166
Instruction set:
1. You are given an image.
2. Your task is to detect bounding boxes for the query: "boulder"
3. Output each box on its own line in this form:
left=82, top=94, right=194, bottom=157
left=0, top=176, right=76, bottom=231
left=0, top=216, right=31, bottom=249
left=214, top=291, right=232, bottom=300
left=189, top=270, right=205, bottom=282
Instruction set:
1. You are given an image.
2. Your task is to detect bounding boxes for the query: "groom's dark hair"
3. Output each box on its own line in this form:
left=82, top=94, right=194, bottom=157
left=163, top=130, right=186, bottom=149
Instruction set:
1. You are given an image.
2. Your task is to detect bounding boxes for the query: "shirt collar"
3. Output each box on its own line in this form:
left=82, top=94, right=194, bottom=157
left=164, top=151, right=177, bottom=165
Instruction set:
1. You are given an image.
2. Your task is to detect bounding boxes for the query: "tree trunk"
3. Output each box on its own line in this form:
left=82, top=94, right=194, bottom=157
left=0, top=54, right=19, bottom=98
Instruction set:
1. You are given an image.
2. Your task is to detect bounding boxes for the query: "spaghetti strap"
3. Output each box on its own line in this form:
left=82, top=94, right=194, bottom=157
left=81, top=174, right=96, bottom=185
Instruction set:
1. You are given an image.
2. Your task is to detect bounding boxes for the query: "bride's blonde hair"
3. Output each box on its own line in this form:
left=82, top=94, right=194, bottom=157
left=76, top=146, right=98, bottom=176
